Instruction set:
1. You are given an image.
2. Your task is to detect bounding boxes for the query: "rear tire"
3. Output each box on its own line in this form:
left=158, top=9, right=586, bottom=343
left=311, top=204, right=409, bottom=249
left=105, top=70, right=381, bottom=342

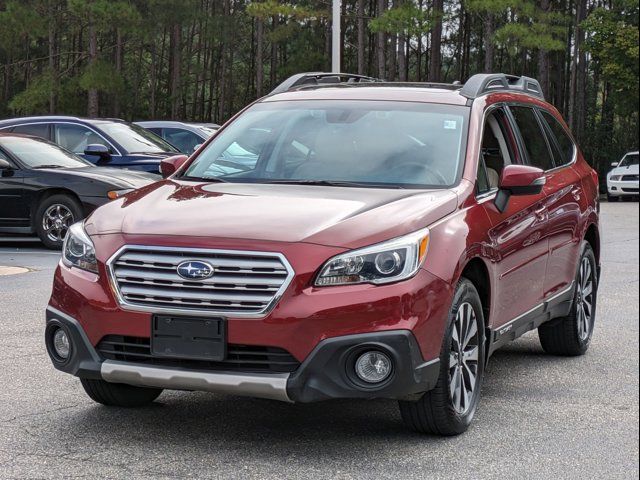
left=80, top=378, right=163, bottom=407
left=34, top=194, right=83, bottom=249
left=538, top=242, right=598, bottom=356
left=398, top=279, right=485, bottom=436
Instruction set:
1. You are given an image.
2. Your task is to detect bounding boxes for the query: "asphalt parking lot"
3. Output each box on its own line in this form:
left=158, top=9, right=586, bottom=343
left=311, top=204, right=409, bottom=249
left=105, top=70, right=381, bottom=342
left=0, top=202, right=638, bottom=480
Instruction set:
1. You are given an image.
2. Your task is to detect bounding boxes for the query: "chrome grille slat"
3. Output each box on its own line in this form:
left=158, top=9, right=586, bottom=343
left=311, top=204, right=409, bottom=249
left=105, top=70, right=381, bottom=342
left=117, top=252, right=286, bottom=270
left=114, top=267, right=284, bottom=288
left=108, top=246, right=294, bottom=317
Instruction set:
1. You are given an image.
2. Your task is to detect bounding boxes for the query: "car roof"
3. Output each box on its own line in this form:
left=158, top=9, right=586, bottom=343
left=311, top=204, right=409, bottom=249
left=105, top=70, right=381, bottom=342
left=0, top=116, right=127, bottom=127
left=262, top=86, right=471, bottom=106
left=136, top=121, right=220, bottom=129
left=623, top=151, right=639, bottom=155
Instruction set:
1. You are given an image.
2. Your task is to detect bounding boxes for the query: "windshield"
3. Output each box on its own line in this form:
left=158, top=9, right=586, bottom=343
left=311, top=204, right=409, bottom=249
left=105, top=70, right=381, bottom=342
left=619, top=153, right=639, bottom=167
left=99, top=122, right=178, bottom=154
left=0, top=136, right=91, bottom=169
left=182, top=100, right=469, bottom=188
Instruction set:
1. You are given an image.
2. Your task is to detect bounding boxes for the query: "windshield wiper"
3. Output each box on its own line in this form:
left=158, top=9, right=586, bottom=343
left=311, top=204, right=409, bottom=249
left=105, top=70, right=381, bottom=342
left=180, top=175, right=228, bottom=183
left=263, top=179, right=404, bottom=189
left=32, top=165, right=65, bottom=169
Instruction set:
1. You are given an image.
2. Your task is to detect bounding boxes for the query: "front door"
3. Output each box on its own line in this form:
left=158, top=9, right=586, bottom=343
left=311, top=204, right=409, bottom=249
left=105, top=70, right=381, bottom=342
left=0, top=149, right=28, bottom=229
left=476, top=107, right=549, bottom=329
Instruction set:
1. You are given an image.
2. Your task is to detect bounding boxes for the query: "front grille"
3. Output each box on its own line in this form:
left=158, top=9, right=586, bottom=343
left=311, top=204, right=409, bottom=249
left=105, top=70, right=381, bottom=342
left=622, top=187, right=639, bottom=193
left=108, top=246, right=293, bottom=316
left=622, top=175, right=639, bottom=182
left=97, top=335, right=300, bottom=373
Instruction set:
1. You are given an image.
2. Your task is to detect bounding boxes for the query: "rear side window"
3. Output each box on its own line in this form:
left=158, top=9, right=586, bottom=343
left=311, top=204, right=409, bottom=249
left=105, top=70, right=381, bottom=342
left=540, top=111, right=575, bottom=166
left=510, top=106, right=555, bottom=171
left=11, top=123, right=50, bottom=139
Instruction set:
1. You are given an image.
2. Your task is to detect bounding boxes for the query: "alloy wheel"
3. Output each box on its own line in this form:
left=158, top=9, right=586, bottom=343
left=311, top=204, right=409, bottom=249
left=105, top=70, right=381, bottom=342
left=576, top=257, right=594, bottom=341
left=449, top=302, right=480, bottom=415
left=42, top=204, right=74, bottom=243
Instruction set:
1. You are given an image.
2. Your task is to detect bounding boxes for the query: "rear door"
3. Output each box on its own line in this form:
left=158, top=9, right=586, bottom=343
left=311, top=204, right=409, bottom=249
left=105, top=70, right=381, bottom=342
left=537, top=109, right=583, bottom=297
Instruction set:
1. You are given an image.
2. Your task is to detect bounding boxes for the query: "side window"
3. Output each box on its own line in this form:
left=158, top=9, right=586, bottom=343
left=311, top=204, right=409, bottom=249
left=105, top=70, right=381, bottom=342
left=509, top=106, right=555, bottom=171
left=54, top=124, right=111, bottom=154
left=477, top=108, right=513, bottom=195
left=12, top=123, right=49, bottom=139
left=539, top=111, right=575, bottom=167
left=162, top=128, right=202, bottom=154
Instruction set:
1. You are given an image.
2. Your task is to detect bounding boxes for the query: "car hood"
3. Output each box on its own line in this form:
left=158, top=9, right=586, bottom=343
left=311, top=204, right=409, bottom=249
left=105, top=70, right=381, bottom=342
left=85, top=181, right=459, bottom=249
left=609, top=164, right=639, bottom=177
left=61, top=166, right=158, bottom=189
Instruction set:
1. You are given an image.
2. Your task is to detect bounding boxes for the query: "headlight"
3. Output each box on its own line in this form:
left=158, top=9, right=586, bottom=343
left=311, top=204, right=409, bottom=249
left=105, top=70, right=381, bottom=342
left=315, top=228, right=430, bottom=286
left=107, top=189, right=134, bottom=200
left=62, top=222, right=98, bottom=274
left=610, top=175, right=622, bottom=182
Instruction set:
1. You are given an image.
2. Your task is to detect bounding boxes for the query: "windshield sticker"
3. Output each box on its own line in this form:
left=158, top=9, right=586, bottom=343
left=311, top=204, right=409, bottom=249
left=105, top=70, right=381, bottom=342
left=444, top=120, right=458, bottom=130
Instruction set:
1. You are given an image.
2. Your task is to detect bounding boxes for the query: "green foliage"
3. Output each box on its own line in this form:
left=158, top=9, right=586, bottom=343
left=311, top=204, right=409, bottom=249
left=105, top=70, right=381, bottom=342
left=8, top=72, right=54, bottom=114
left=370, top=3, right=434, bottom=37
left=79, top=60, right=125, bottom=95
left=584, top=3, right=639, bottom=114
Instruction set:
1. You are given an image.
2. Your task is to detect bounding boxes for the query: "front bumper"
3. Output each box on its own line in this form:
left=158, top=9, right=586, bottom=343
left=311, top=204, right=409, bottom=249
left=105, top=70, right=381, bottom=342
left=46, top=307, right=441, bottom=403
left=607, top=180, right=639, bottom=196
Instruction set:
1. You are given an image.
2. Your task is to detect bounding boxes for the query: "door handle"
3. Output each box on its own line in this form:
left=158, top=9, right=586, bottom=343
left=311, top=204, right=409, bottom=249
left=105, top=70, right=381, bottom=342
left=534, top=206, right=547, bottom=221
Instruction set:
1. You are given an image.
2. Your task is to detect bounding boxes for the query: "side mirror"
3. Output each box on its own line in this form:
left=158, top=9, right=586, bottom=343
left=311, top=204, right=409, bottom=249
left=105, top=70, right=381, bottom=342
left=494, top=165, right=546, bottom=213
left=84, top=144, right=111, bottom=160
left=160, top=154, right=189, bottom=178
left=0, top=158, right=13, bottom=170
left=611, top=162, right=619, bottom=168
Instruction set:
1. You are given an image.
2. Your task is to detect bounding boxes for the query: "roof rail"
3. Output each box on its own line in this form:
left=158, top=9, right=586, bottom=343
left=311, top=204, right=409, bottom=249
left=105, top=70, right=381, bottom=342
left=270, top=72, right=380, bottom=95
left=460, top=74, right=544, bottom=100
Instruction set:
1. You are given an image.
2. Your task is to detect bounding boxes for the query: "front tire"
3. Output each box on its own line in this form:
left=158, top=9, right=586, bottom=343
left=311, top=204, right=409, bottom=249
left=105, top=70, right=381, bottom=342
left=398, top=279, right=485, bottom=436
left=80, top=378, right=163, bottom=407
left=538, top=242, right=598, bottom=356
left=35, top=194, right=82, bottom=249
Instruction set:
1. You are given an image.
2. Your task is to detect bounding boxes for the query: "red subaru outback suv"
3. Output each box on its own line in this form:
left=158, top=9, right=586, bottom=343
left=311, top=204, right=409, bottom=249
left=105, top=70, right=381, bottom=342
left=46, top=73, right=600, bottom=435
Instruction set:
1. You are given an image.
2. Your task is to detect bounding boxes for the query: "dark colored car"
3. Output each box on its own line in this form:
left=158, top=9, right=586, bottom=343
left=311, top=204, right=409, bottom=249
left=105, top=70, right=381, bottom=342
left=0, top=116, right=178, bottom=174
left=45, top=73, right=600, bottom=436
left=135, top=121, right=219, bottom=154
left=0, top=133, right=156, bottom=248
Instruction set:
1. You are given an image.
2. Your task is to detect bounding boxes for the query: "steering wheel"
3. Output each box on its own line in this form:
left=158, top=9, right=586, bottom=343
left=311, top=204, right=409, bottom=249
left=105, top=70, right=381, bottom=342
left=386, top=160, right=449, bottom=186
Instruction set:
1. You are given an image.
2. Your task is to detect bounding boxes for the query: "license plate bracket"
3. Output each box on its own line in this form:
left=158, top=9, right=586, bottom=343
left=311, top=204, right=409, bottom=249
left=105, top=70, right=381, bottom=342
left=151, top=315, right=226, bottom=361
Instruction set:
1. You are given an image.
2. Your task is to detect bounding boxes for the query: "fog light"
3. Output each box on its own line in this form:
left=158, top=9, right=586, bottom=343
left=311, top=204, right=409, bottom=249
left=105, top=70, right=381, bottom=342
left=355, top=351, right=392, bottom=384
left=52, top=328, right=70, bottom=360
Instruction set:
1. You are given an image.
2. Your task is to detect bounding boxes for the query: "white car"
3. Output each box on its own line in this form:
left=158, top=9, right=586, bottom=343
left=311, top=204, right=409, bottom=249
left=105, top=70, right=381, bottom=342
left=607, top=151, right=639, bottom=201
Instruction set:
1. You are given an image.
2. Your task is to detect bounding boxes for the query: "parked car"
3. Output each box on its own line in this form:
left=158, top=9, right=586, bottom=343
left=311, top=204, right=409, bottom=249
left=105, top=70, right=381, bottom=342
left=45, top=73, right=601, bottom=436
left=606, top=151, right=639, bottom=202
left=0, top=116, right=179, bottom=174
left=135, top=121, right=219, bottom=154
left=0, top=133, right=156, bottom=248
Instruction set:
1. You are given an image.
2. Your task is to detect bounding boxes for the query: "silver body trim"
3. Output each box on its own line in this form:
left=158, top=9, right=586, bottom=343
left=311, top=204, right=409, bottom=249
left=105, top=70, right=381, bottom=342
left=101, top=360, right=292, bottom=402
left=106, top=245, right=295, bottom=318
left=496, top=281, right=575, bottom=332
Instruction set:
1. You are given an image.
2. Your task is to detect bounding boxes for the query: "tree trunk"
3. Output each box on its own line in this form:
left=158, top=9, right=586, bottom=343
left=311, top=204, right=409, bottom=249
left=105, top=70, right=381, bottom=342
left=357, top=0, right=365, bottom=75
left=256, top=18, right=264, bottom=97
left=429, top=0, right=443, bottom=81
left=376, top=0, right=386, bottom=78
left=113, top=28, right=123, bottom=117
left=87, top=20, right=98, bottom=117
left=48, top=10, right=57, bottom=114
left=568, top=0, right=586, bottom=136
left=169, top=23, right=181, bottom=119
left=483, top=13, right=494, bottom=72
left=537, top=0, right=550, bottom=97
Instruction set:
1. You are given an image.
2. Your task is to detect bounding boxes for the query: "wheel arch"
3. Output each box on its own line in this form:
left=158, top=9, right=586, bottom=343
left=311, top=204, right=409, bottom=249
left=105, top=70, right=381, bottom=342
left=30, top=188, right=83, bottom=230
left=459, top=257, right=491, bottom=327
left=584, top=222, right=600, bottom=266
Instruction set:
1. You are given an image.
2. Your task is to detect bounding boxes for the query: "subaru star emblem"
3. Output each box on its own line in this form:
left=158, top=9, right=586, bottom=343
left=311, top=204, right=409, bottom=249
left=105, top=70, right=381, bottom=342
left=176, top=261, right=214, bottom=280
